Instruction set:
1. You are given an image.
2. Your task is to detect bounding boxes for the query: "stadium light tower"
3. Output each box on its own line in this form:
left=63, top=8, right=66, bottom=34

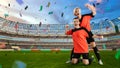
left=99, top=19, right=115, bottom=34
left=105, top=19, right=115, bottom=28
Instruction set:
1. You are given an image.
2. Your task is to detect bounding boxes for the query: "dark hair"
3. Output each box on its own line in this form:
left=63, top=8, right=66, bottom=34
left=73, top=17, right=79, bottom=20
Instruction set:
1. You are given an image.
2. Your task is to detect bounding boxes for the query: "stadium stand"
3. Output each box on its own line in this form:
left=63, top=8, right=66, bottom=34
left=0, top=17, right=120, bottom=50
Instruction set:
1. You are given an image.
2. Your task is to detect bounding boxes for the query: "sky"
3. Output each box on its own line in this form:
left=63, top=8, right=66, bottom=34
left=0, top=0, right=120, bottom=24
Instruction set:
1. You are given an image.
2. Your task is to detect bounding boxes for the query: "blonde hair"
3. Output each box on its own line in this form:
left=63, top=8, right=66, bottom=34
left=73, top=7, right=81, bottom=13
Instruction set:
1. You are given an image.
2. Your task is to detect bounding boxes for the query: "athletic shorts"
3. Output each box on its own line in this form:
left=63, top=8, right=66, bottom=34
left=87, top=31, right=95, bottom=44
left=72, top=53, right=89, bottom=59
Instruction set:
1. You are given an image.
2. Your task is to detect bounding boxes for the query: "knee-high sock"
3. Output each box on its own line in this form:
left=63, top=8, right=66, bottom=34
left=93, top=46, right=101, bottom=61
left=70, top=48, right=74, bottom=60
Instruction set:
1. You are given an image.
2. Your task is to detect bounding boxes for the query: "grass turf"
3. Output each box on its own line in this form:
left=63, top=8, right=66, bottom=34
left=0, top=51, right=120, bottom=68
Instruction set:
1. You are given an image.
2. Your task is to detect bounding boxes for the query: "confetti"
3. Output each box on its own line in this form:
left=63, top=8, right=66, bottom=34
left=39, top=22, right=42, bottom=27
left=61, top=12, right=64, bottom=17
left=64, top=6, right=67, bottom=9
left=12, top=60, right=27, bottom=68
left=16, top=0, right=24, bottom=5
left=115, top=49, right=120, bottom=60
left=19, top=12, right=22, bottom=17
left=39, top=5, right=43, bottom=11
left=48, top=11, right=53, bottom=15
left=4, top=13, right=9, bottom=18
left=8, top=3, right=10, bottom=7
left=24, top=6, right=28, bottom=10
left=46, top=2, right=50, bottom=7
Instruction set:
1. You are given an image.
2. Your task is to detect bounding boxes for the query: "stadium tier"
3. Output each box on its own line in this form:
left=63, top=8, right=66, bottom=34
left=0, top=17, right=120, bottom=50
left=0, top=17, right=120, bottom=35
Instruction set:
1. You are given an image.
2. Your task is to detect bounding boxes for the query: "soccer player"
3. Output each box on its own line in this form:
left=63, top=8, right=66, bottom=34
left=66, top=3, right=103, bottom=65
left=65, top=17, right=92, bottom=65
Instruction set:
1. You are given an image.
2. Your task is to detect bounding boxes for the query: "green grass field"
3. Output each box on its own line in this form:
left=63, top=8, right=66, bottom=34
left=0, top=51, right=120, bottom=68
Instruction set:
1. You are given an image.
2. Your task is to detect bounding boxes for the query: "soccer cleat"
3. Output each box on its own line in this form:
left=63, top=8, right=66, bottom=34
left=65, top=60, right=71, bottom=63
left=98, top=60, right=103, bottom=65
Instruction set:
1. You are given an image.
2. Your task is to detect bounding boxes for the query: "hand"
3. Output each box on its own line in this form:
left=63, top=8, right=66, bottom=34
left=85, top=3, right=91, bottom=8
left=65, top=25, right=69, bottom=29
left=85, top=3, right=96, bottom=15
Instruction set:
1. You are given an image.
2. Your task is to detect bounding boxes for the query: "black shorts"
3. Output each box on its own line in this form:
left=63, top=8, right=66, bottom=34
left=87, top=31, right=95, bottom=44
left=72, top=53, right=89, bottom=59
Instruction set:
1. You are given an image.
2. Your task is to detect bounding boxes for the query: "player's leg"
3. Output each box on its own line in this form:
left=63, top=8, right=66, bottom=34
left=82, top=59, right=89, bottom=65
left=82, top=53, right=94, bottom=65
left=87, top=31, right=103, bottom=65
left=71, top=53, right=80, bottom=64
left=70, top=48, right=74, bottom=60
left=91, top=42, right=101, bottom=60
left=66, top=48, right=74, bottom=63
left=72, top=58, right=79, bottom=64
left=90, top=42, right=103, bottom=65
left=82, top=53, right=89, bottom=65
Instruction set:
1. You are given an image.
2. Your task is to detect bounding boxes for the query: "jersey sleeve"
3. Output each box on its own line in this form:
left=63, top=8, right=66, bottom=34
left=83, top=12, right=94, bottom=20
left=66, top=29, right=72, bottom=35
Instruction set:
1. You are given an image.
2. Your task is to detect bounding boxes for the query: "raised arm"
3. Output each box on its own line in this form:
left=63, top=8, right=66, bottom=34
left=65, top=24, right=69, bottom=35
left=92, top=34, right=104, bottom=39
left=65, top=25, right=72, bottom=35
left=85, top=3, right=96, bottom=16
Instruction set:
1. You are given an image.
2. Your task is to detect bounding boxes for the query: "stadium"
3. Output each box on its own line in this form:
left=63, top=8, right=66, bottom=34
left=0, top=0, right=120, bottom=68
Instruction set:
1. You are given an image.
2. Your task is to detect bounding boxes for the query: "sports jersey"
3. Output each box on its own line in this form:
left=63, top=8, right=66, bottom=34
left=66, top=27, right=89, bottom=53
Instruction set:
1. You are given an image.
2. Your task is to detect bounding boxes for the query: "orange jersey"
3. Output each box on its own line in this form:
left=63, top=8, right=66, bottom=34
left=66, top=28, right=89, bottom=53
left=79, top=13, right=94, bottom=31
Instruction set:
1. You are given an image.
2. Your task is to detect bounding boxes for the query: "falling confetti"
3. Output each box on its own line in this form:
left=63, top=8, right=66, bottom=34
left=115, top=49, right=120, bottom=60
left=4, top=13, right=9, bottom=18
left=54, top=2, right=56, bottom=4
left=105, top=7, right=111, bottom=11
left=39, top=22, right=42, bottom=27
left=96, top=0, right=102, bottom=3
left=8, top=3, right=10, bottom=7
left=46, top=2, right=51, bottom=7
left=93, top=3, right=96, bottom=7
left=16, top=0, right=24, bottom=5
left=64, top=6, right=67, bottom=9
left=89, top=0, right=94, bottom=2
left=12, top=60, right=27, bottom=68
left=24, top=5, right=28, bottom=10
left=61, top=12, right=64, bottom=17
left=97, top=8, right=104, bottom=14
left=96, top=3, right=100, bottom=5
left=48, top=11, right=53, bottom=15
left=39, top=5, right=43, bottom=11
left=19, top=12, right=22, bottom=17
left=45, top=19, right=47, bottom=21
